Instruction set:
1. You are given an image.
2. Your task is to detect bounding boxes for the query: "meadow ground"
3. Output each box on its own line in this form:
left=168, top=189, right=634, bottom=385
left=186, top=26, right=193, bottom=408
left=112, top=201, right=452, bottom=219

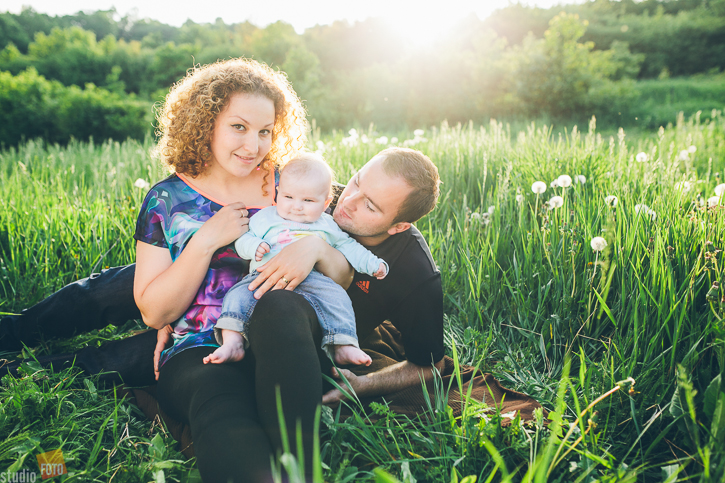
left=1, top=112, right=725, bottom=482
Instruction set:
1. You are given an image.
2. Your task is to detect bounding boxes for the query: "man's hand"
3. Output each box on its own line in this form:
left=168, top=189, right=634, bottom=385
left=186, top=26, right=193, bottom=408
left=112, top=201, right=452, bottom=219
left=154, top=325, right=174, bottom=380
left=322, top=367, right=367, bottom=407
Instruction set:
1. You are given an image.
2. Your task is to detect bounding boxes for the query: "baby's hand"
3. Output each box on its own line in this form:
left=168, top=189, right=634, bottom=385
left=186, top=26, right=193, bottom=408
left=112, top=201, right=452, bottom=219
left=255, top=242, right=271, bottom=261
left=374, top=262, right=387, bottom=280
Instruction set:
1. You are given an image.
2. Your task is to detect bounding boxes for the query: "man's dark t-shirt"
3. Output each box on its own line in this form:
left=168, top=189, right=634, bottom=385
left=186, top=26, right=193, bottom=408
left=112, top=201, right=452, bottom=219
left=346, top=226, right=444, bottom=366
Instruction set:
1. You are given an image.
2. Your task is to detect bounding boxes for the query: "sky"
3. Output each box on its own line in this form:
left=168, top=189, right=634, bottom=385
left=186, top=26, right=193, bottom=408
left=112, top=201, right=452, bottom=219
left=4, top=0, right=573, bottom=43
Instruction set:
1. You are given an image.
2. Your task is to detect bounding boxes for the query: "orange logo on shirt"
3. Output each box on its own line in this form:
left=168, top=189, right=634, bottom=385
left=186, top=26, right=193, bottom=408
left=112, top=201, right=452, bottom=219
left=356, top=280, right=370, bottom=293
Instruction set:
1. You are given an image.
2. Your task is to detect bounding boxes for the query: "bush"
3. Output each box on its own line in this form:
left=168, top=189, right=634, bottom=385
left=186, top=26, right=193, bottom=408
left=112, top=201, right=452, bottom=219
left=0, top=68, right=152, bottom=146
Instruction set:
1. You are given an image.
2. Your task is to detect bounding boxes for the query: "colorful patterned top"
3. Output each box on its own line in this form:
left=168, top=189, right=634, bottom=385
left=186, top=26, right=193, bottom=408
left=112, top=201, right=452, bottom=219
left=133, top=172, right=276, bottom=366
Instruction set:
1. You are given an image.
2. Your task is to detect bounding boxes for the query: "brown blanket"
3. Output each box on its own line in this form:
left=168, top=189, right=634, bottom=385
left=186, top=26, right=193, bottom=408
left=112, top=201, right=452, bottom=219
left=121, top=322, right=545, bottom=459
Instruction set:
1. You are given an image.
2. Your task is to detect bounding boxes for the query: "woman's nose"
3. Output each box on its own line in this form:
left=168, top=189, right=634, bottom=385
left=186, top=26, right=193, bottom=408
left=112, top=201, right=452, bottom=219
left=243, top=136, right=258, bottom=154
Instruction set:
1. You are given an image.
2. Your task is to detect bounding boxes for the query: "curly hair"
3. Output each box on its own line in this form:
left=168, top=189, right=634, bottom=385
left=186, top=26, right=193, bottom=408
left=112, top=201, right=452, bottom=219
left=153, top=58, right=308, bottom=194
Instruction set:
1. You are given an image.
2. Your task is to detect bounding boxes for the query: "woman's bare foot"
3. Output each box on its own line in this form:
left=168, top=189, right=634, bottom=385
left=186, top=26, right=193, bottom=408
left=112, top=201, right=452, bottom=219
left=333, top=345, right=372, bottom=366
left=204, top=329, right=246, bottom=364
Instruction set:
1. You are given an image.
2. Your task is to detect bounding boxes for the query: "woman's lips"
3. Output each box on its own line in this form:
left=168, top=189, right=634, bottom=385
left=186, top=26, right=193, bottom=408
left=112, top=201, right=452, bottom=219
left=235, top=154, right=256, bottom=164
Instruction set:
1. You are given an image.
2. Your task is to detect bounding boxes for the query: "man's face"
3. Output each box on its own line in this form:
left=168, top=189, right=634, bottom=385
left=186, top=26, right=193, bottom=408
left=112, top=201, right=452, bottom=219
left=333, top=154, right=412, bottom=243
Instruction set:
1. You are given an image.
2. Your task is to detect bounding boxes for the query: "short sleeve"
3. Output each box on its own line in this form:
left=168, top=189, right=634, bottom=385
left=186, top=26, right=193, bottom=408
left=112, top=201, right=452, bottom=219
left=134, top=187, right=169, bottom=248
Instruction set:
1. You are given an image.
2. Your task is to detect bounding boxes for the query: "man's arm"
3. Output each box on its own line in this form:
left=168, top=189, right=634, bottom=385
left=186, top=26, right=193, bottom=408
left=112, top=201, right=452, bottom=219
left=322, top=359, right=445, bottom=405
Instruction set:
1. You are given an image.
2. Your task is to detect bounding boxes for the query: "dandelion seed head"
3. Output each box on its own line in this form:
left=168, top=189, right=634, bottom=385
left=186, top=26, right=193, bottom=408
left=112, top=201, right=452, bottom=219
left=550, top=179, right=559, bottom=188
left=390, top=137, right=398, bottom=144
left=678, top=150, right=690, bottom=161
left=134, top=178, right=150, bottom=189
left=707, top=196, right=721, bottom=207
left=375, top=136, right=389, bottom=145
left=531, top=181, right=547, bottom=194
left=715, top=183, right=725, bottom=197
left=636, top=152, right=648, bottom=163
left=557, top=175, right=572, bottom=188
left=688, top=145, right=697, bottom=154
left=516, top=194, right=524, bottom=203
left=590, top=237, right=607, bottom=252
left=414, top=129, right=424, bottom=137
left=470, top=212, right=481, bottom=222
left=605, top=195, right=618, bottom=207
left=575, top=175, right=586, bottom=185
left=487, top=205, right=495, bottom=216
left=674, top=181, right=692, bottom=192
left=549, top=196, right=564, bottom=209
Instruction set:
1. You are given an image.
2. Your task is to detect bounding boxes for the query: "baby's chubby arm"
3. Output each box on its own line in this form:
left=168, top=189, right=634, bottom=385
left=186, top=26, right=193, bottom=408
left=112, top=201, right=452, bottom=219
left=326, top=218, right=389, bottom=279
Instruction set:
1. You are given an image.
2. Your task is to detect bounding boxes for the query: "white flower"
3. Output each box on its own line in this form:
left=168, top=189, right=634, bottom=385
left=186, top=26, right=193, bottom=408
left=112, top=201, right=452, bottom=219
left=678, top=150, right=690, bottom=161
left=715, top=183, right=725, bottom=197
left=134, top=178, right=150, bottom=189
left=315, top=140, right=326, bottom=151
left=348, top=128, right=358, bottom=137
left=557, top=175, right=572, bottom=188
left=590, top=237, right=607, bottom=252
left=674, top=181, right=692, bottom=192
left=605, top=195, right=618, bottom=207
left=487, top=205, right=495, bottom=215
left=575, top=175, right=586, bottom=185
left=414, top=129, right=424, bottom=137
left=550, top=180, right=559, bottom=188
left=390, top=137, right=398, bottom=144
left=361, top=134, right=370, bottom=144
left=531, top=181, right=547, bottom=194
left=375, top=136, right=389, bottom=145
left=402, top=139, right=418, bottom=147
left=636, top=152, right=648, bottom=163
left=708, top=196, right=721, bottom=207
left=516, top=194, right=524, bottom=203
left=549, top=196, right=564, bottom=209
left=688, top=145, right=697, bottom=153
left=635, top=203, right=657, bottom=220
left=470, top=212, right=481, bottom=222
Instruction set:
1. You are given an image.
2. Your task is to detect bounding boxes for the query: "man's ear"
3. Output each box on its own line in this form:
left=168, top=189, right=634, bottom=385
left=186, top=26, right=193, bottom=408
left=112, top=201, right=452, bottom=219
left=387, top=222, right=411, bottom=236
left=324, top=196, right=334, bottom=209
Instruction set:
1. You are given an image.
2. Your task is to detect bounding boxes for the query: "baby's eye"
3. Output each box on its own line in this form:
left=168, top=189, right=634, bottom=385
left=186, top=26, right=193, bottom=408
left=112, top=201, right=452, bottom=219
left=284, top=195, right=293, bottom=199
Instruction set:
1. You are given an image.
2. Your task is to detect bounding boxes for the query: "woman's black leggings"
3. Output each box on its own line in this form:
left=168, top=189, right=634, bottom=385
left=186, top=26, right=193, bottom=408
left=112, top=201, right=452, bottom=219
left=156, top=290, right=331, bottom=483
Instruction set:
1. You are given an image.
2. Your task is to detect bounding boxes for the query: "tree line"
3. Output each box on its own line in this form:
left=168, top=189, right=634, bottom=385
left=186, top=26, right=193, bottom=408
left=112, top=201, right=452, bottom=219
left=1, top=0, right=724, bottom=146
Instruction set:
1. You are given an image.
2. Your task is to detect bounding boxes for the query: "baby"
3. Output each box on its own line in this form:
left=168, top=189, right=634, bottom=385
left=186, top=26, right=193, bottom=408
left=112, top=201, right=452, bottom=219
left=204, top=153, right=387, bottom=366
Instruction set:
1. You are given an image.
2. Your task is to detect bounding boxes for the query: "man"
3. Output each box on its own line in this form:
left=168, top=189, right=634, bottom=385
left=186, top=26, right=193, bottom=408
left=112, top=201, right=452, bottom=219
left=0, top=147, right=445, bottom=403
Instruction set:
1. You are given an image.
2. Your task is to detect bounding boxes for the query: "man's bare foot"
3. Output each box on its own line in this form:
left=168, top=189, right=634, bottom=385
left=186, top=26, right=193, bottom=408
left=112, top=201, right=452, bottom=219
left=203, top=343, right=245, bottom=364
left=333, top=345, right=372, bottom=366
left=204, top=329, right=246, bottom=364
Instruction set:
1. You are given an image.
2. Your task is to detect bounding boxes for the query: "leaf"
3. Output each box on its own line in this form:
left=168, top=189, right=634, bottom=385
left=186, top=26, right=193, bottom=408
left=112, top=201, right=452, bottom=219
left=702, top=374, right=721, bottom=421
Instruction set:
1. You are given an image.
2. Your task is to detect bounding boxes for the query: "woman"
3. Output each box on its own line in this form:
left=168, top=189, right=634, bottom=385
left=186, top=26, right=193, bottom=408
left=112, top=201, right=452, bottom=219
left=133, top=58, right=350, bottom=482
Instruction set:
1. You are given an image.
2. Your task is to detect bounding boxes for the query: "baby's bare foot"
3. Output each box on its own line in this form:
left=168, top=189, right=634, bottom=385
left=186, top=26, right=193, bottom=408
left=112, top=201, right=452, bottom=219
left=333, top=345, right=372, bottom=366
left=203, top=343, right=245, bottom=364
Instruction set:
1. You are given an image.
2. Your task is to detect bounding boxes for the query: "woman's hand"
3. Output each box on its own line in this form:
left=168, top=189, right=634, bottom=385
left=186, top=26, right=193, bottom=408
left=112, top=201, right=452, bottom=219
left=154, top=325, right=174, bottom=380
left=192, top=202, right=249, bottom=254
left=248, top=236, right=325, bottom=298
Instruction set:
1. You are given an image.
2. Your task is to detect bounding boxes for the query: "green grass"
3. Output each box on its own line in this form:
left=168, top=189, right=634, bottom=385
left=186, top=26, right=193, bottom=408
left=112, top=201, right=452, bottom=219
left=2, top=111, right=725, bottom=481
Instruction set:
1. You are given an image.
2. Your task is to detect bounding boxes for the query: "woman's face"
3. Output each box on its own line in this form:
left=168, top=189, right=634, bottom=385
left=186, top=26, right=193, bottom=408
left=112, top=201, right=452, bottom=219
left=208, top=93, right=275, bottom=180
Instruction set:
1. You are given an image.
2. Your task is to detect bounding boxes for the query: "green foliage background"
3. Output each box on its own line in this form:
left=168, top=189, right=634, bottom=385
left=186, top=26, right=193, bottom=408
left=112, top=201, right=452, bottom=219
left=1, top=0, right=725, bottom=146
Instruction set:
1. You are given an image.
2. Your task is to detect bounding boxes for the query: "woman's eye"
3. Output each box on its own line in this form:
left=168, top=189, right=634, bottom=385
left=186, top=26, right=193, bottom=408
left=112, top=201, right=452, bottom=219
left=232, top=124, right=246, bottom=131
left=260, top=129, right=271, bottom=135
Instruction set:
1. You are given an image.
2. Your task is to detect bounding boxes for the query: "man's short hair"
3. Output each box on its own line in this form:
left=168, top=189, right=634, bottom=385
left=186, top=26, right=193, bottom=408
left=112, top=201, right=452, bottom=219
left=378, top=147, right=440, bottom=224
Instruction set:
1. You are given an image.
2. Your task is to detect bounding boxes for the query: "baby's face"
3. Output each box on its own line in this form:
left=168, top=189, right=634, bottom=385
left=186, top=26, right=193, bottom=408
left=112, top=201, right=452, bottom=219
left=276, top=173, right=331, bottom=223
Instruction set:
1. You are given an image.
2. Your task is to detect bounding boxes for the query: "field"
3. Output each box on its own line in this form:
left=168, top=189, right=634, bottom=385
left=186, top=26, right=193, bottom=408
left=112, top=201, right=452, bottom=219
left=2, top=112, right=725, bottom=482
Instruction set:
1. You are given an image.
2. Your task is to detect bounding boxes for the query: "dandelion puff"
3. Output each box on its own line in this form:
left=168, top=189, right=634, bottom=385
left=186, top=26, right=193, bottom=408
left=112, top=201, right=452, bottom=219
left=634, top=203, right=649, bottom=215
left=590, top=237, right=607, bottom=252
left=550, top=179, right=559, bottom=188
left=708, top=196, right=721, bottom=207
left=470, top=212, right=481, bottom=222
left=516, top=194, right=524, bottom=203
left=487, top=205, right=495, bottom=216
left=348, top=128, right=358, bottom=137
left=315, top=140, right=326, bottom=151
left=531, top=181, right=547, bottom=194
left=375, top=136, right=389, bottom=145
left=575, top=175, right=586, bottom=184
left=390, top=137, right=399, bottom=144
left=715, top=183, right=725, bottom=197
left=678, top=150, right=690, bottom=161
left=636, top=152, right=648, bottom=162
left=414, top=129, right=424, bottom=137
left=549, top=196, right=564, bottom=209
left=688, top=145, right=697, bottom=154
left=675, top=181, right=692, bottom=192
left=605, top=195, right=618, bottom=207
left=557, top=175, right=572, bottom=188
left=134, top=178, right=150, bottom=189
